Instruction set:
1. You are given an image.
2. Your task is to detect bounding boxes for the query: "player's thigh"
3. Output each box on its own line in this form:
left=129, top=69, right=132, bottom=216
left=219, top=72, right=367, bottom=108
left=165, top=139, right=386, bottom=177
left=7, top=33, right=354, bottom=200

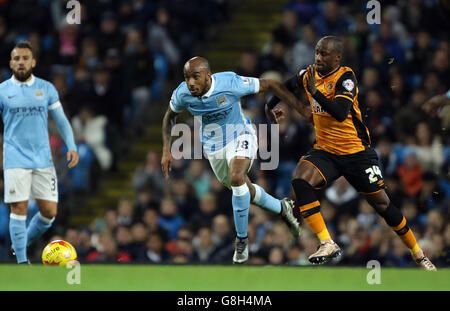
left=208, top=149, right=231, bottom=189
left=4, top=168, right=33, bottom=204
left=295, top=149, right=340, bottom=189
left=342, top=148, right=385, bottom=195
left=31, top=167, right=58, bottom=203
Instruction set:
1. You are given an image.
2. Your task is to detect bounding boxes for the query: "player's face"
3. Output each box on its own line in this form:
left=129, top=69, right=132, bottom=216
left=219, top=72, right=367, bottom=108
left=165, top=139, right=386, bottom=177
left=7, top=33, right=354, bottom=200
left=10, top=48, right=36, bottom=82
left=184, top=67, right=211, bottom=97
left=314, top=40, right=340, bottom=75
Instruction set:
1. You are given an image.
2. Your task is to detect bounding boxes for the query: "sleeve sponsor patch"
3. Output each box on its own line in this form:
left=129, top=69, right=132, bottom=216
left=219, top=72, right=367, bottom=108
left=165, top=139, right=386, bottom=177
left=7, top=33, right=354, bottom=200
left=342, top=79, right=355, bottom=92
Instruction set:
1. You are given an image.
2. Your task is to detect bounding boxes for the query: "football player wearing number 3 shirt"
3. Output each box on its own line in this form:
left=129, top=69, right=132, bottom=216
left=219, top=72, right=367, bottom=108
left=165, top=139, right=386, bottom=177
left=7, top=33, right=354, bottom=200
left=0, top=42, right=79, bottom=264
left=161, top=57, right=312, bottom=264
left=267, top=36, right=436, bottom=270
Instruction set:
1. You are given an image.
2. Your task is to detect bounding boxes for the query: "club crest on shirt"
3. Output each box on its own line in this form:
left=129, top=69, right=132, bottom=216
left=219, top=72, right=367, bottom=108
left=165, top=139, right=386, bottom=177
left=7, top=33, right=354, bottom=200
left=216, top=95, right=227, bottom=105
left=35, top=90, right=44, bottom=99
left=342, top=79, right=354, bottom=92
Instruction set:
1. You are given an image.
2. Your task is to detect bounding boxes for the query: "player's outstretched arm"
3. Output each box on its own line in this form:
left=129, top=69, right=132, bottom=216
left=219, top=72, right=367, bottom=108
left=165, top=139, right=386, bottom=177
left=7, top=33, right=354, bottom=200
left=261, top=78, right=312, bottom=123
left=161, top=107, right=178, bottom=179
left=49, top=106, right=79, bottom=168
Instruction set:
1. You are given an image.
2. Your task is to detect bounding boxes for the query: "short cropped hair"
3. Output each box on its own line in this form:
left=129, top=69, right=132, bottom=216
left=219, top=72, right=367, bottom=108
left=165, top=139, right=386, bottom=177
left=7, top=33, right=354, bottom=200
left=13, top=41, right=34, bottom=57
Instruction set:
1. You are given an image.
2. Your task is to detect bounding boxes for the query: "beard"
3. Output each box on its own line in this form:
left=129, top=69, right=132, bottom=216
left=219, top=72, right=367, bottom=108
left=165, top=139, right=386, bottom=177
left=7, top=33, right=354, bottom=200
left=13, top=67, right=33, bottom=82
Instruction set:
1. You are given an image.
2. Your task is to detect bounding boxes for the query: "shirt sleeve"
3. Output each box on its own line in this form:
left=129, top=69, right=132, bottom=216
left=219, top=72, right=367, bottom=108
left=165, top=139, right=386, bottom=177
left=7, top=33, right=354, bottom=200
left=169, top=86, right=187, bottom=113
left=231, top=73, right=260, bottom=97
left=47, top=82, right=61, bottom=110
left=50, top=106, right=77, bottom=151
left=334, top=71, right=357, bottom=102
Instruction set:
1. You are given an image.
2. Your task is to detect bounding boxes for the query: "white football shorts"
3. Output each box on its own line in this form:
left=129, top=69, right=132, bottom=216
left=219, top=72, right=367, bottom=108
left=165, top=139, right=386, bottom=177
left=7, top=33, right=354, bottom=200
left=4, top=167, right=58, bottom=203
left=208, top=133, right=258, bottom=189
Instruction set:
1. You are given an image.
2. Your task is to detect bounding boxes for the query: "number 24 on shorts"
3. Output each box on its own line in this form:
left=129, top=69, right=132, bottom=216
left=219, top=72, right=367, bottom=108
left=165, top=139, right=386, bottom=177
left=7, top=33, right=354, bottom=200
left=365, top=165, right=382, bottom=183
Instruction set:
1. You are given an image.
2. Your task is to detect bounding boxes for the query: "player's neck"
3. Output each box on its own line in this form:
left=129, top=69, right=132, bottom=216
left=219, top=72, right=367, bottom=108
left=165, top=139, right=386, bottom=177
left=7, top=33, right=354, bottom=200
left=318, top=65, right=340, bottom=77
left=199, top=77, right=213, bottom=97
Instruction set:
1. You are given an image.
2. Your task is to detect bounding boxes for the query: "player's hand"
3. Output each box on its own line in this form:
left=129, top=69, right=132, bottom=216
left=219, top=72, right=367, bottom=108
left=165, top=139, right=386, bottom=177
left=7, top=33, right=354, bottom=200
left=67, top=150, right=79, bottom=168
left=265, top=105, right=285, bottom=123
left=161, top=149, right=173, bottom=180
left=305, top=65, right=317, bottom=95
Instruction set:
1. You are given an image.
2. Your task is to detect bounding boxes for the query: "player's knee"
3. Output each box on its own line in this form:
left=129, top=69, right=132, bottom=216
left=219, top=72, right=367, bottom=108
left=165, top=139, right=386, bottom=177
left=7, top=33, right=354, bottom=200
left=9, top=203, right=28, bottom=215
left=291, top=177, right=313, bottom=190
left=229, top=171, right=245, bottom=187
left=41, top=208, right=57, bottom=220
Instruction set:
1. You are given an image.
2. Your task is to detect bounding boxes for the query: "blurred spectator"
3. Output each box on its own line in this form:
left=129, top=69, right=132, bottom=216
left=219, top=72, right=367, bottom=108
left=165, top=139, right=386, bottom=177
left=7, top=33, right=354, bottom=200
left=189, top=193, right=219, bottom=232
left=72, top=105, right=113, bottom=171
left=186, top=160, right=211, bottom=199
left=325, top=177, right=359, bottom=216
left=258, top=41, right=288, bottom=75
left=236, top=51, right=259, bottom=78
left=147, top=7, right=180, bottom=67
left=272, top=10, right=301, bottom=48
left=132, top=151, right=166, bottom=194
left=376, top=136, right=398, bottom=176
left=192, top=226, right=216, bottom=262
left=313, top=0, right=351, bottom=37
left=117, top=198, right=136, bottom=226
left=395, top=88, right=430, bottom=143
left=158, top=198, right=185, bottom=240
left=288, top=24, right=316, bottom=72
left=137, top=232, right=170, bottom=263
left=397, top=150, right=423, bottom=197
left=86, top=234, right=132, bottom=263
left=357, top=199, right=377, bottom=232
left=115, top=225, right=134, bottom=256
left=412, top=122, right=444, bottom=173
left=123, top=28, right=155, bottom=129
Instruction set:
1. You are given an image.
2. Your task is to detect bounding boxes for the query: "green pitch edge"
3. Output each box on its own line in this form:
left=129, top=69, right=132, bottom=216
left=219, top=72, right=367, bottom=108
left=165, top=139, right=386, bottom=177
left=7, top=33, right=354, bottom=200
left=0, top=265, right=449, bottom=291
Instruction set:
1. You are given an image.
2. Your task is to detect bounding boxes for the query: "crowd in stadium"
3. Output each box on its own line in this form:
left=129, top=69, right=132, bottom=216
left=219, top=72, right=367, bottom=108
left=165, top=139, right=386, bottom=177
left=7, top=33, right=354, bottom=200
left=0, top=0, right=449, bottom=267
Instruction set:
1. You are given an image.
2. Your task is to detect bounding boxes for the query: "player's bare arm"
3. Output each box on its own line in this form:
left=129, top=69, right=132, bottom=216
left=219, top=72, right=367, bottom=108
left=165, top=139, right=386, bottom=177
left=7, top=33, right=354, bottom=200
left=259, top=78, right=312, bottom=123
left=161, top=107, right=178, bottom=179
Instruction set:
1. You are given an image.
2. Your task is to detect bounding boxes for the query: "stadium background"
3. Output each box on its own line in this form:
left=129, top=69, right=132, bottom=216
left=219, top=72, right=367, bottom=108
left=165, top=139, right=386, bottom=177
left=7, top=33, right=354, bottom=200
left=0, top=0, right=448, bottom=271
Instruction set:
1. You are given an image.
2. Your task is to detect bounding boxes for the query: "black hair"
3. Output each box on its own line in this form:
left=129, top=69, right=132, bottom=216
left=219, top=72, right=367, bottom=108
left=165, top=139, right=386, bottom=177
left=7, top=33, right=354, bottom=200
left=13, top=41, right=34, bottom=57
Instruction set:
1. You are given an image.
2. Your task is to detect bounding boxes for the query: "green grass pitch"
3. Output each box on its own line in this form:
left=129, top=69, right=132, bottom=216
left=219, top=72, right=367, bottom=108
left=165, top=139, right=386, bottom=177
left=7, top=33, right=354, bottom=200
left=0, top=264, right=449, bottom=291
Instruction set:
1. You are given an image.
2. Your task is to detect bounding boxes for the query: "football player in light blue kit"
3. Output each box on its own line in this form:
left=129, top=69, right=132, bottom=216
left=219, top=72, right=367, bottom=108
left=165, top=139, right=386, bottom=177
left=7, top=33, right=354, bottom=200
left=0, top=42, right=79, bottom=264
left=162, top=57, right=311, bottom=264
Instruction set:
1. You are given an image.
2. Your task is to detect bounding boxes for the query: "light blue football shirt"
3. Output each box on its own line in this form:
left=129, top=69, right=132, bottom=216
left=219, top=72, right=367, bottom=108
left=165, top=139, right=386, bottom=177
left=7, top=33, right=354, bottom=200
left=169, top=72, right=259, bottom=154
left=0, top=75, right=62, bottom=169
